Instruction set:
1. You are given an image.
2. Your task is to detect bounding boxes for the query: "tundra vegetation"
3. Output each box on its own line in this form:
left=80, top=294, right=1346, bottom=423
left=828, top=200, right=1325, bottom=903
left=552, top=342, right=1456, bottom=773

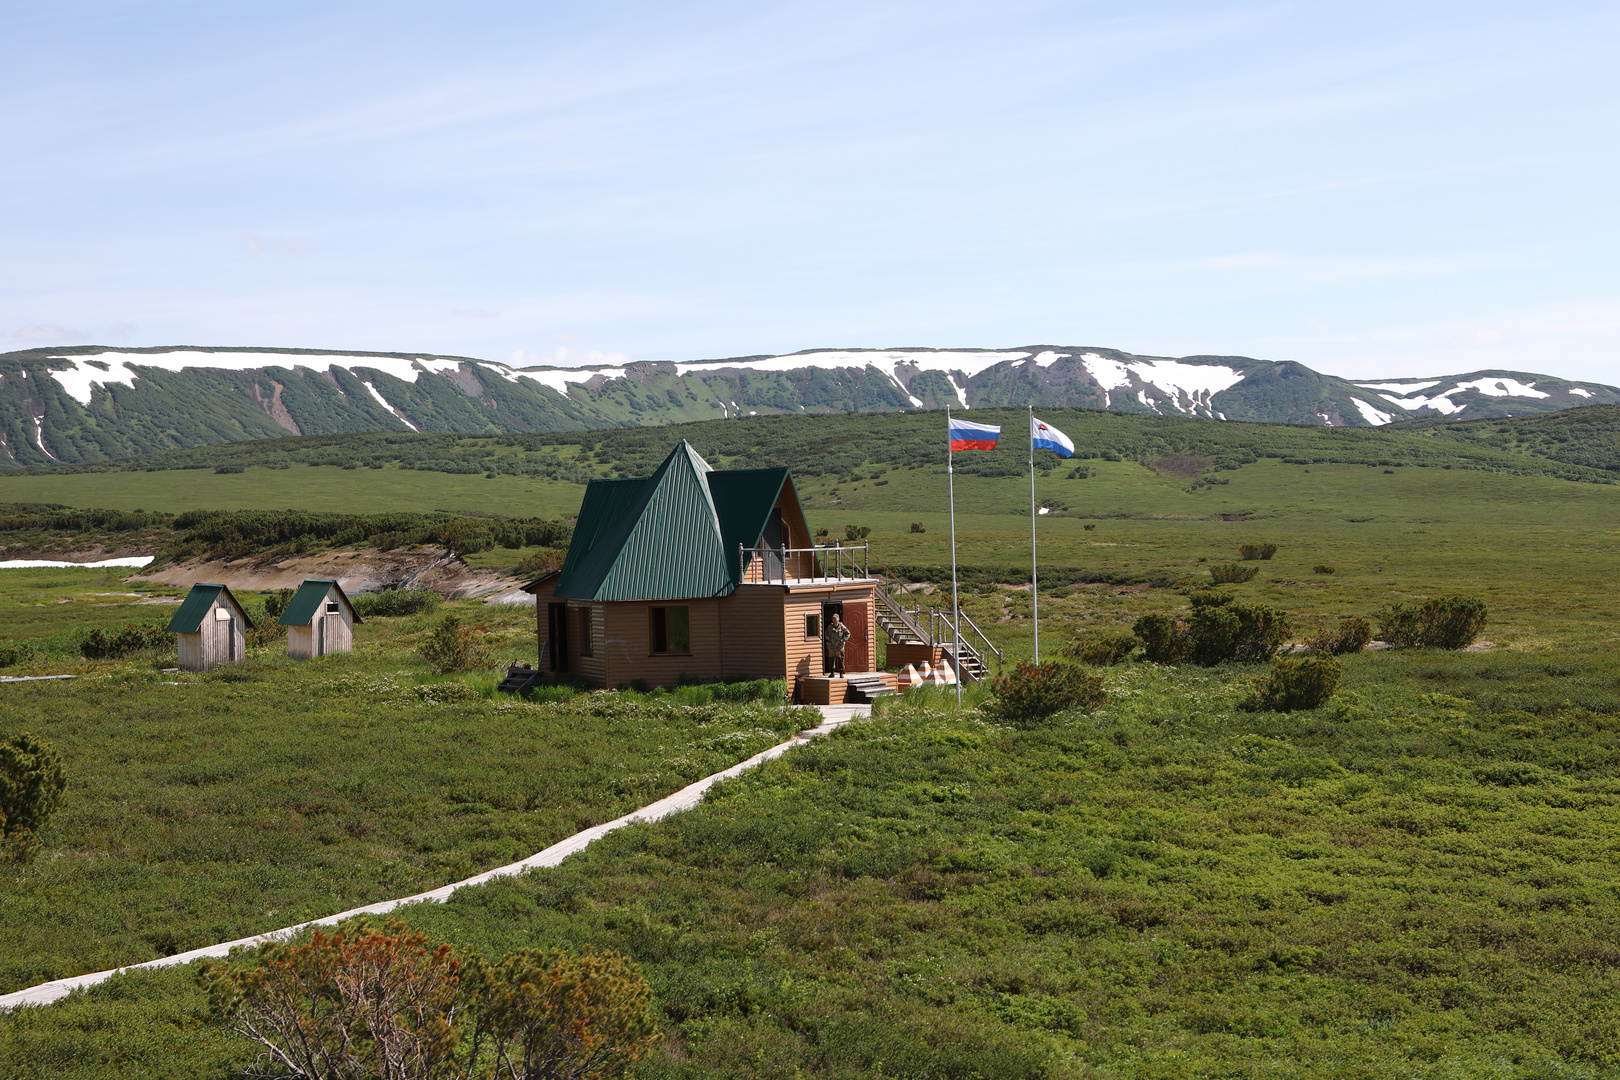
left=1, top=407, right=1619, bottom=1077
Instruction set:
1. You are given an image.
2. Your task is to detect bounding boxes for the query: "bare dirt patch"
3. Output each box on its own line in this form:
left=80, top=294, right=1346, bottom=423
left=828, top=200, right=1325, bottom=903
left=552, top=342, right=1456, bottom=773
left=1153, top=454, right=1207, bottom=479
left=130, top=545, right=524, bottom=600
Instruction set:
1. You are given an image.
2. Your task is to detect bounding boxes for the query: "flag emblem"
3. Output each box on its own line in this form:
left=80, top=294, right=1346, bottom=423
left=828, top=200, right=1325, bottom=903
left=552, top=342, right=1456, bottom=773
left=949, top=418, right=1001, bottom=451
left=1031, top=416, right=1075, bottom=458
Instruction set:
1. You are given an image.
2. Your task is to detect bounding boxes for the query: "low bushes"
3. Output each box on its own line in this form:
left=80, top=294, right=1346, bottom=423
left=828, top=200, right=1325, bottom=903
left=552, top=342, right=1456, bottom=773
left=1209, top=563, right=1259, bottom=584
left=1312, top=564, right=1335, bottom=574
left=1309, top=615, right=1372, bottom=655
left=0, top=642, right=33, bottom=668
left=1242, top=650, right=1342, bottom=712
left=201, top=919, right=659, bottom=1080
left=983, top=661, right=1106, bottom=726
left=419, top=614, right=492, bottom=674
left=79, top=621, right=172, bottom=660
left=1239, top=542, right=1279, bottom=560
left=355, top=587, right=443, bottom=618
left=1133, top=594, right=1291, bottom=666
left=0, top=733, right=66, bottom=864
left=1379, top=596, right=1488, bottom=649
left=1065, top=631, right=1137, bottom=666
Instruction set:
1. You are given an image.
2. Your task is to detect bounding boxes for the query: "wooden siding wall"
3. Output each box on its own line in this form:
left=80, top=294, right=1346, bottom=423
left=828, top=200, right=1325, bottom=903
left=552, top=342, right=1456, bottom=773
left=287, top=586, right=355, bottom=659
left=177, top=596, right=247, bottom=672
left=718, top=587, right=788, bottom=684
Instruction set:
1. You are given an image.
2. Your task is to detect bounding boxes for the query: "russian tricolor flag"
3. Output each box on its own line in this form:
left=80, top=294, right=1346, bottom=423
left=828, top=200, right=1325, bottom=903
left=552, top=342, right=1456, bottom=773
left=949, top=418, right=1001, bottom=451
left=1031, top=416, right=1075, bottom=458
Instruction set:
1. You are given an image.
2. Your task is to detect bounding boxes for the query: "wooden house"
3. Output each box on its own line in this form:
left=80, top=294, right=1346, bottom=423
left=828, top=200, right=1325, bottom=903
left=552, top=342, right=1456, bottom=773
left=280, top=578, right=361, bottom=659
left=523, top=440, right=879, bottom=700
left=166, top=583, right=255, bottom=672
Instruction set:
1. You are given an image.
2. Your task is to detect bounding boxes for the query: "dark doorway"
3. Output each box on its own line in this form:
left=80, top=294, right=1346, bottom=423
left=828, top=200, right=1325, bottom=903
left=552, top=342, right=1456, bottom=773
left=763, top=508, right=786, bottom=581
left=547, top=603, right=570, bottom=672
left=821, top=600, right=844, bottom=675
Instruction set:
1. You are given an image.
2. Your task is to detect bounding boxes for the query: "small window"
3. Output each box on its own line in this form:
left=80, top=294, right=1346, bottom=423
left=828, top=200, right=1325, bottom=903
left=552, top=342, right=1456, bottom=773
left=804, top=613, right=820, bottom=639
left=650, top=605, right=690, bottom=654
left=325, top=601, right=340, bottom=615
left=578, top=606, right=594, bottom=657
left=214, top=606, right=231, bottom=621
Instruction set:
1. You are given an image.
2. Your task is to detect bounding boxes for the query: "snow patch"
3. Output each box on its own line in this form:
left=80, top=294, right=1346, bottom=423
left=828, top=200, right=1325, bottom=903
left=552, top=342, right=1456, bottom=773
left=46, top=350, right=482, bottom=404
left=1350, top=398, right=1395, bottom=426
left=361, top=381, right=418, bottom=431
left=1077, top=353, right=1242, bottom=417
left=31, top=412, right=57, bottom=461
left=1570, top=387, right=1593, bottom=398
left=1037, top=506, right=1051, bottom=516
left=1369, top=376, right=1549, bottom=415
left=1030, top=351, right=1065, bottom=368
left=0, top=556, right=154, bottom=570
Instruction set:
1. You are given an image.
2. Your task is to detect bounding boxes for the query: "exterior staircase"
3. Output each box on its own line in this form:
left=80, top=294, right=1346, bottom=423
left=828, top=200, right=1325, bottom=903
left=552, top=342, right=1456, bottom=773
left=844, top=673, right=896, bottom=702
left=497, top=659, right=544, bottom=695
left=873, top=575, right=1001, bottom=684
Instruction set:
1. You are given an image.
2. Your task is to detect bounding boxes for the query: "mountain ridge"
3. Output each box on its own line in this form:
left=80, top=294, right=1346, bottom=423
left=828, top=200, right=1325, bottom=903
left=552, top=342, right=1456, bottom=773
left=3, top=342, right=1615, bottom=470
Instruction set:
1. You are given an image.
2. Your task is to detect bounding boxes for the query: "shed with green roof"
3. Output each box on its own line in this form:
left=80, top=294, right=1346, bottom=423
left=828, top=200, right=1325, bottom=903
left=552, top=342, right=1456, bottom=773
left=279, top=578, right=361, bottom=659
left=166, top=583, right=255, bottom=671
left=523, top=440, right=880, bottom=698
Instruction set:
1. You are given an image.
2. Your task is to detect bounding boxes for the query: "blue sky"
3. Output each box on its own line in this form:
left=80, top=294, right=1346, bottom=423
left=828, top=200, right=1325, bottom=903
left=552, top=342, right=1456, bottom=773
left=4, top=1, right=1617, bottom=381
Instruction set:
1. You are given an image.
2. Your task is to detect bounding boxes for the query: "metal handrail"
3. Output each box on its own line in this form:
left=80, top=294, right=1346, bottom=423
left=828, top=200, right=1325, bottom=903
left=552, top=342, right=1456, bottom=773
left=739, top=541, right=871, bottom=585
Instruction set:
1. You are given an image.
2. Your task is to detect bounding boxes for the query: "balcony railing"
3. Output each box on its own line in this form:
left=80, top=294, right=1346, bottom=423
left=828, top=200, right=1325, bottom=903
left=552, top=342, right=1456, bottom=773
left=739, top=541, right=871, bottom=585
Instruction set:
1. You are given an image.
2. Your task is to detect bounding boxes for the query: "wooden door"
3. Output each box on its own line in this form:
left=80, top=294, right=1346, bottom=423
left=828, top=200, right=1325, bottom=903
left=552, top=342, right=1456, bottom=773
left=843, top=600, right=870, bottom=673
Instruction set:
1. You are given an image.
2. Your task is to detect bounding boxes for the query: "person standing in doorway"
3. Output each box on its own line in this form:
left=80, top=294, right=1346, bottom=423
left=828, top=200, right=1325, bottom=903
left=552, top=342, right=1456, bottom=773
left=826, top=612, right=851, bottom=676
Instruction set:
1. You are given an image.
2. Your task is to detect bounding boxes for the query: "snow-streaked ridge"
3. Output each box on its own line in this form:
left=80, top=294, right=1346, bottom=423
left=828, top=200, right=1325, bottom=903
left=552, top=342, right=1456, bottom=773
left=1357, top=376, right=1550, bottom=416
left=43, top=350, right=501, bottom=406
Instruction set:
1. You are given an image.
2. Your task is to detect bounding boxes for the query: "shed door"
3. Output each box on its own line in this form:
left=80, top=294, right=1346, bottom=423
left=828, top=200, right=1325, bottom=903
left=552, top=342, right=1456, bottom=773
left=820, top=601, right=843, bottom=675
left=317, top=613, right=326, bottom=656
left=547, top=603, right=570, bottom=672
left=843, top=600, right=870, bottom=673
left=763, top=509, right=785, bottom=581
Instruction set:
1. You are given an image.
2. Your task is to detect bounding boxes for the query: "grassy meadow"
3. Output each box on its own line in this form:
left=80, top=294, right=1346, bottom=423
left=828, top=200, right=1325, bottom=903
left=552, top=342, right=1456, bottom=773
left=1, top=408, right=1619, bottom=1077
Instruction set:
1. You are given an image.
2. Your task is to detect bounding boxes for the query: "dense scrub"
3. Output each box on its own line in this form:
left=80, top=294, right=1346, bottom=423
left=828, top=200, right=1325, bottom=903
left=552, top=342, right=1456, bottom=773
left=10, top=653, right=1620, bottom=1077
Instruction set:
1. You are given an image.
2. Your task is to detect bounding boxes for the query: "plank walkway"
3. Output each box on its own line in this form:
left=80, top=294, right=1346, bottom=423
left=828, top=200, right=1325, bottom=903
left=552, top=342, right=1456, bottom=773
left=0, top=703, right=871, bottom=1011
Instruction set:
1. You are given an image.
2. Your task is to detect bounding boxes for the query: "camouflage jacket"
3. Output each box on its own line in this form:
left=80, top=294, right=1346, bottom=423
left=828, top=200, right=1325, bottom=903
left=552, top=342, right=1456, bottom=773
left=826, top=619, right=851, bottom=654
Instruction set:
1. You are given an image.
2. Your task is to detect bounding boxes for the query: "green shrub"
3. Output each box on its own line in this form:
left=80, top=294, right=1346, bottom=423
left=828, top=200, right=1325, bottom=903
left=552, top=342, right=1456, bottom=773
left=1209, top=563, right=1259, bottom=584
left=1188, top=599, right=1291, bottom=666
left=0, top=642, right=33, bottom=669
left=355, top=587, right=443, bottom=618
left=418, top=615, right=492, bottom=674
left=909, top=522, right=926, bottom=533
left=844, top=524, right=871, bottom=541
left=80, top=621, right=172, bottom=660
left=262, top=588, right=295, bottom=619
left=1308, top=615, right=1372, bottom=655
left=983, top=661, right=1106, bottom=726
left=1378, top=596, right=1488, bottom=649
left=1065, top=631, right=1137, bottom=666
left=1133, top=613, right=1192, bottom=664
left=0, top=733, right=67, bottom=864
left=1239, top=542, right=1278, bottom=561
left=1312, top=564, right=1335, bottom=574
left=1242, top=651, right=1342, bottom=712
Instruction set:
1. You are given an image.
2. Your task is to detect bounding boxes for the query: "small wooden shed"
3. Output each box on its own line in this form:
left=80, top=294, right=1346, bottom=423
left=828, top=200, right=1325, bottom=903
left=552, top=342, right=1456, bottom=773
left=166, top=583, right=255, bottom=672
left=280, top=578, right=361, bottom=659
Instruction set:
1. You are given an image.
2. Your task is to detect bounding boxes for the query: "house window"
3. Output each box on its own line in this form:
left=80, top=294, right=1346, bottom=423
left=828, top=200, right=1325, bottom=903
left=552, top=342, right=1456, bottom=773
left=650, top=605, right=690, bottom=654
left=578, top=606, right=593, bottom=657
left=804, top=613, right=820, bottom=639
left=325, top=601, right=339, bottom=614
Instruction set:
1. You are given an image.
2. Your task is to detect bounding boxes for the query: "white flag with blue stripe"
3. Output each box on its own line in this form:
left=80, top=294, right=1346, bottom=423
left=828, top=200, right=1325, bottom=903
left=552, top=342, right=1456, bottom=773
left=1031, top=416, right=1074, bottom=458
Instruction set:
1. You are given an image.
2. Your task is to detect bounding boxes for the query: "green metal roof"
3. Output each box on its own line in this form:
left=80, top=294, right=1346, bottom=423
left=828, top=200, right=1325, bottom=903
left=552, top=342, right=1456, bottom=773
left=278, top=579, right=361, bottom=627
left=553, top=441, right=802, bottom=602
left=166, top=583, right=256, bottom=634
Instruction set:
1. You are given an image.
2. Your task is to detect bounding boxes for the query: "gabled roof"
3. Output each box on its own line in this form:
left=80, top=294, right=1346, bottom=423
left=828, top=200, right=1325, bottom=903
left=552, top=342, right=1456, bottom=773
left=552, top=441, right=806, bottom=602
left=166, top=583, right=257, bottom=634
left=279, top=578, right=361, bottom=627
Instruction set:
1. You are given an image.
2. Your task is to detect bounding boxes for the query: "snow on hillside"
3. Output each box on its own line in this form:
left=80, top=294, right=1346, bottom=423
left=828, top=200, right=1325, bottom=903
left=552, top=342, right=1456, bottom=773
left=43, top=350, right=485, bottom=406
left=1356, top=376, right=1550, bottom=416
left=514, top=348, right=1248, bottom=416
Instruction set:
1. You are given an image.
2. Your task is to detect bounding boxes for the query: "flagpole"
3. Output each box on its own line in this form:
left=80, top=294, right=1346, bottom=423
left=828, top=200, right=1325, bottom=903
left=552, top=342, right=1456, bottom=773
left=947, top=406, right=962, bottom=705
left=1029, top=406, right=1039, bottom=664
